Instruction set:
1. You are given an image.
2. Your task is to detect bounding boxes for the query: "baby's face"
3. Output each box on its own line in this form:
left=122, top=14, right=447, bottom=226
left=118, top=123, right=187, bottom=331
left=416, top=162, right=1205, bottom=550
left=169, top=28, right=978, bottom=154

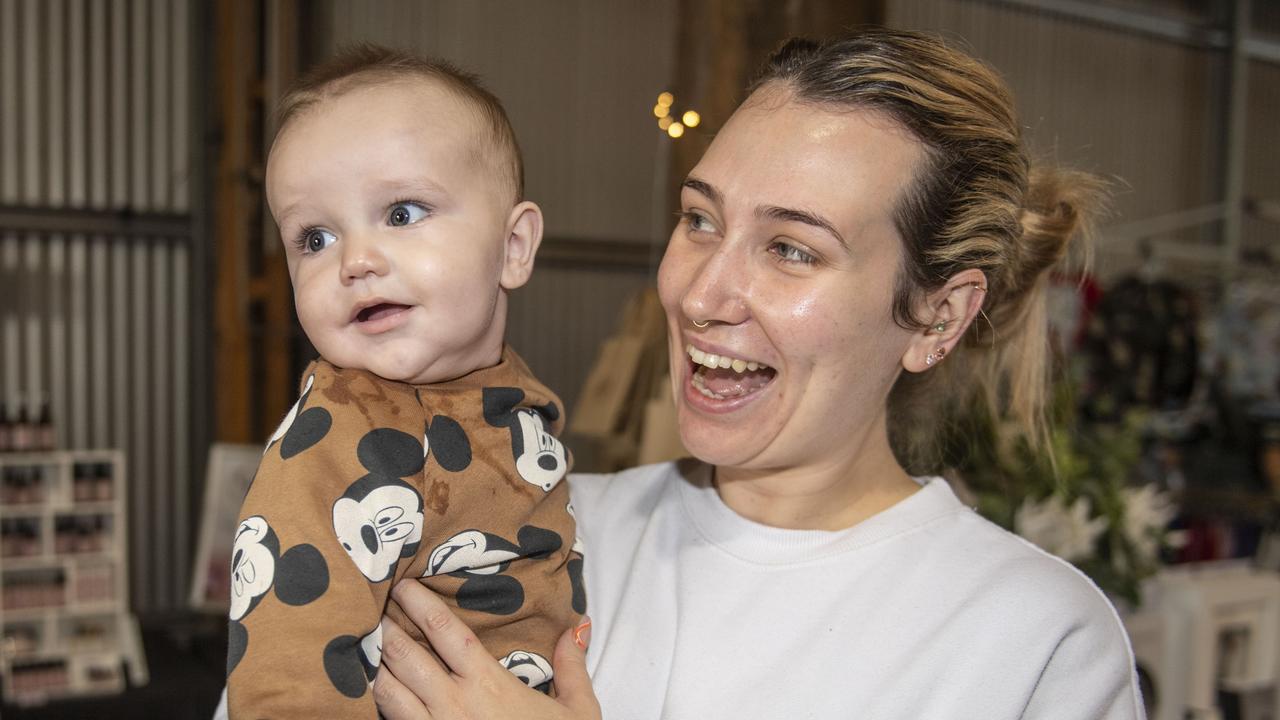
left=267, top=80, right=513, bottom=384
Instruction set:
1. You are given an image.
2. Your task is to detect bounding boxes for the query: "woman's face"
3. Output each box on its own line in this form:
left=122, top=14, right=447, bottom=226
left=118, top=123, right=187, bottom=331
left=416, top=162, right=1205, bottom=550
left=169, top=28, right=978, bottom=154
left=657, top=87, right=928, bottom=473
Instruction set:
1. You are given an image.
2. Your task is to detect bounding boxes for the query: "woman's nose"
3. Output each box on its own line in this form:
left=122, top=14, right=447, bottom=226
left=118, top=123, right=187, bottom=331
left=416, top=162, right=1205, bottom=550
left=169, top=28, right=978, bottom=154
left=679, top=243, right=750, bottom=326
left=339, top=232, right=390, bottom=283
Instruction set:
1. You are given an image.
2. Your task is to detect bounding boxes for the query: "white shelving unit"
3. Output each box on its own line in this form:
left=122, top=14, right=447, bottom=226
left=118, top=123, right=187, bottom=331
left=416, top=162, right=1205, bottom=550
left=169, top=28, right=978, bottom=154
left=0, top=450, right=148, bottom=706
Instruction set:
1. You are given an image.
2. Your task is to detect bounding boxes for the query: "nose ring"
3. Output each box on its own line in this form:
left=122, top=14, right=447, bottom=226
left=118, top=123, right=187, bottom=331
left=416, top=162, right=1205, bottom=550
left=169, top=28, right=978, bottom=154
left=692, top=319, right=710, bottom=328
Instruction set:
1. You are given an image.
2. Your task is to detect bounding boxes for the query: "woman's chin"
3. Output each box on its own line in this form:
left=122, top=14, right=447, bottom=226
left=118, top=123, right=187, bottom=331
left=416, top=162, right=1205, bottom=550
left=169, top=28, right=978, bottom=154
left=675, top=380, right=780, bottom=469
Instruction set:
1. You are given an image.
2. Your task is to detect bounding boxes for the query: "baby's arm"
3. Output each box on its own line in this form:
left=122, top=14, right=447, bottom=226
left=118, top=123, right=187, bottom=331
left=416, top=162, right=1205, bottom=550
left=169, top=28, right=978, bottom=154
left=226, top=363, right=427, bottom=719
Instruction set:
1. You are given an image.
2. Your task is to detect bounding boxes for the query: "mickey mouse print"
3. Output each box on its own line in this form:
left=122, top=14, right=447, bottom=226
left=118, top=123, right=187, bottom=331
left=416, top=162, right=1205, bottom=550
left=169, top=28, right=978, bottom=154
left=226, top=348, right=583, bottom=718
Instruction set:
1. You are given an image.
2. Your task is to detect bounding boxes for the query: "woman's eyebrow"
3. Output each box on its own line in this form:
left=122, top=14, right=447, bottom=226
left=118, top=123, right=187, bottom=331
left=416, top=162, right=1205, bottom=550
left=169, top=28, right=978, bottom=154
left=681, top=177, right=722, bottom=205
left=759, top=205, right=847, bottom=249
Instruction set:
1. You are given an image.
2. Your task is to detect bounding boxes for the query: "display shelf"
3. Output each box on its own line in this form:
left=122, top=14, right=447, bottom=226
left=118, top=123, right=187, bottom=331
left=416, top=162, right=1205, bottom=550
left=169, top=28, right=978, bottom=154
left=0, top=450, right=147, bottom=706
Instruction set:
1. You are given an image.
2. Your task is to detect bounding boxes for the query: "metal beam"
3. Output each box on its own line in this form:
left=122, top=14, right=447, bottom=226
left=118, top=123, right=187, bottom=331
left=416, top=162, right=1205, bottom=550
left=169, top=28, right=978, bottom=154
left=986, top=0, right=1280, bottom=65
left=0, top=205, right=191, bottom=239
left=987, top=0, right=1228, bottom=48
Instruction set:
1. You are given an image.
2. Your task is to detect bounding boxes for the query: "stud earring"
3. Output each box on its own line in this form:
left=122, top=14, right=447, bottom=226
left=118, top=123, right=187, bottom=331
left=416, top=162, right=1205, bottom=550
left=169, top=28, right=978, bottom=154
left=925, top=346, right=947, bottom=367
left=933, top=321, right=947, bottom=334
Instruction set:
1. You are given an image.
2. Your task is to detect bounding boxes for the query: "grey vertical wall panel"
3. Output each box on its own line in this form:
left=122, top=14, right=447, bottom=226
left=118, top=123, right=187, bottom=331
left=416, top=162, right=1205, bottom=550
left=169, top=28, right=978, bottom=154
left=88, top=0, right=108, bottom=208
left=20, top=0, right=41, bottom=205
left=171, top=0, right=190, bottom=213
left=129, top=0, right=148, bottom=210
left=68, top=0, right=86, bottom=207
left=47, top=0, right=65, bottom=206
left=68, top=238, right=89, bottom=447
left=109, top=1, right=127, bottom=209
left=0, top=1, right=16, bottom=202
left=1, top=236, right=16, bottom=393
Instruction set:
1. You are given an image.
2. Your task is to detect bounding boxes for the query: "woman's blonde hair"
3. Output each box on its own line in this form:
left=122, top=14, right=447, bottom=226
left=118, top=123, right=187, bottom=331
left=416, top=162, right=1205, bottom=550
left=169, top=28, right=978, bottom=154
left=754, top=29, right=1107, bottom=470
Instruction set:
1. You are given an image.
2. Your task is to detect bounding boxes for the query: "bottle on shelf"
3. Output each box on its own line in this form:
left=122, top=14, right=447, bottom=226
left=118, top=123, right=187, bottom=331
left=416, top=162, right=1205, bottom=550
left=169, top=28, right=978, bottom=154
left=11, top=396, right=32, bottom=452
left=36, top=396, right=54, bottom=451
left=94, top=463, right=114, bottom=501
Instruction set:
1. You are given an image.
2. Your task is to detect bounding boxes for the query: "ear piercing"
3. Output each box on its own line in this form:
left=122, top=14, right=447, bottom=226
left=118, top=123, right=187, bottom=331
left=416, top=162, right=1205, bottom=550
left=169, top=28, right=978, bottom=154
left=932, top=321, right=947, bottom=333
left=925, top=346, right=947, bottom=367
left=692, top=319, right=710, bottom=328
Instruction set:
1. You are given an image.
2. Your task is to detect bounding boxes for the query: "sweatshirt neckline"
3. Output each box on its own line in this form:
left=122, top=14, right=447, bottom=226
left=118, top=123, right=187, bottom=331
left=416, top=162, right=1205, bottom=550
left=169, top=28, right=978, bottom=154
left=672, top=460, right=965, bottom=565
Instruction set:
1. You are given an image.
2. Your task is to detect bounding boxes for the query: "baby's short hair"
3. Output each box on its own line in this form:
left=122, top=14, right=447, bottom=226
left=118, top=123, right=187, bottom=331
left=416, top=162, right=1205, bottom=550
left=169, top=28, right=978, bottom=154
left=275, top=44, right=524, bottom=203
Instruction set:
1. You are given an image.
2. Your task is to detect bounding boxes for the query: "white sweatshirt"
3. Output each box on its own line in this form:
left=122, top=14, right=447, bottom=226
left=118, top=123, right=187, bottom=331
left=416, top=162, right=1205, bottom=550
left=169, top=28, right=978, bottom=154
left=569, top=460, right=1146, bottom=720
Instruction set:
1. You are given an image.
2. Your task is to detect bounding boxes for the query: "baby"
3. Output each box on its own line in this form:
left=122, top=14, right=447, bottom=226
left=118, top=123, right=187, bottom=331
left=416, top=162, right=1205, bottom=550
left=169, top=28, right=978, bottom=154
left=225, top=45, right=583, bottom=718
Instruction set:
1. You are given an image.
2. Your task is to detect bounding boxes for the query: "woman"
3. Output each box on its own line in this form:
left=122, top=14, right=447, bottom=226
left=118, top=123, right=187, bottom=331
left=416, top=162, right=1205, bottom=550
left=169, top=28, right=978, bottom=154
left=372, top=29, right=1144, bottom=720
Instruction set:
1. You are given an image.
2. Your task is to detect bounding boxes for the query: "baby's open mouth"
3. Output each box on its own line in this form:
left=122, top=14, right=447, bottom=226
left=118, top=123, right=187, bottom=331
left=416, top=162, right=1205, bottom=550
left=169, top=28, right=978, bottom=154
left=686, top=344, right=776, bottom=400
left=355, top=302, right=411, bottom=323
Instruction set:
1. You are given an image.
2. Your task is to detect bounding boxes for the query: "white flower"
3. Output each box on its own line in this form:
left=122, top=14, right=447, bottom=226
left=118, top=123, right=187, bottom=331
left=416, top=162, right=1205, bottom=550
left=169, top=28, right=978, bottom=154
left=1121, top=484, right=1177, bottom=564
left=1015, top=495, right=1107, bottom=562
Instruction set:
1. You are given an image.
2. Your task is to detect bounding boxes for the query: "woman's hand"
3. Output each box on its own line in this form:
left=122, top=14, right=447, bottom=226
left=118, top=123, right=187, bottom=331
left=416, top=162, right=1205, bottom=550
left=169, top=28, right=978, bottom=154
left=373, top=580, right=600, bottom=720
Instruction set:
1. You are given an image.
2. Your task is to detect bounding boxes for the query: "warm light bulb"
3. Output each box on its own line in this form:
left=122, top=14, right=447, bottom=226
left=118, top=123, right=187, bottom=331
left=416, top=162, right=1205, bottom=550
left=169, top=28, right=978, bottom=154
left=658, top=116, right=674, bottom=130
left=653, top=103, right=669, bottom=119
left=658, top=91, right=674, bottom=107
left=682, top=110, right=701, bottom=128
left=667, top=122, right=685, bottom=138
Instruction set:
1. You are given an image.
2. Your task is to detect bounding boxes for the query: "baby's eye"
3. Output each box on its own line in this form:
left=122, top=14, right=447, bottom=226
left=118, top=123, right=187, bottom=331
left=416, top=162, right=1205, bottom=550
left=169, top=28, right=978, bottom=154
left=299, top=228, right=337, bottom=254
left=388, top=202, right=429, bottom=227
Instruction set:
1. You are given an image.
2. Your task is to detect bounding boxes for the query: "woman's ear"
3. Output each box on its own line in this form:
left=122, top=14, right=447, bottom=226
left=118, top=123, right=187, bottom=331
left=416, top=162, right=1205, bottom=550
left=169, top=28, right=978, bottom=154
left=500, top=201, right=544, bottom=291
left=901, top=269, right=988, bottom=373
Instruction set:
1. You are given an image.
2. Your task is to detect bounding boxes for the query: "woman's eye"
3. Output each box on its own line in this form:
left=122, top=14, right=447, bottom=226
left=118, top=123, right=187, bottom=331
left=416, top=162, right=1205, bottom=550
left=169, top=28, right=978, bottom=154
left=770, top=241, right=817, bottom=265
left=388, top=202, right=429, bottom=227
left=300, top=229, right=337, bottom=253
left=682, top=211, right=715, bottom=233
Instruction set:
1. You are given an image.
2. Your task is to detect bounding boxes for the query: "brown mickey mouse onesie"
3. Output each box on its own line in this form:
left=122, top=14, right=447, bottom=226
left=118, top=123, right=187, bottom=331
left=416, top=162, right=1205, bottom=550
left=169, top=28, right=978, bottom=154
left=227, top=347, right=583, bottom=718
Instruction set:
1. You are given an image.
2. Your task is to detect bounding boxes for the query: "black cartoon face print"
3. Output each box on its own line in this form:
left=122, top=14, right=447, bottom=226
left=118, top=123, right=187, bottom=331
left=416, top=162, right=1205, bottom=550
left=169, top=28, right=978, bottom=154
left=333, top=428, right=426, bottom=582
left=227, top=515, right=329, bottom=675
left=501, top=650, right=553, bottom=693
left=566, top=501, right=587, bottom=616
left=482, top=387, right=567, bottom=492
left=425, top=415, right=470, bottom=471
left=424, top=526, right=562, bottom=616
left=322, top=624, right=382, bottom=699
left=264, top=372, right=332, bottom=460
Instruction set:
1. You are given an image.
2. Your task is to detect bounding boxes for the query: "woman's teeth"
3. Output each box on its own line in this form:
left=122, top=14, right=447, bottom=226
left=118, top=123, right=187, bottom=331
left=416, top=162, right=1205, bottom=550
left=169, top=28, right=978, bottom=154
left=685, top=344, right=767, bottom=373
left=685, top=344, right=774, bottom=401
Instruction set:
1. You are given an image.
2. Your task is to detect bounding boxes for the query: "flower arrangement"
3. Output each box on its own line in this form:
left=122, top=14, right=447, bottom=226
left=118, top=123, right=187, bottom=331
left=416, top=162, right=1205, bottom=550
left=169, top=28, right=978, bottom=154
left=949, top=384, right=1179, bottom=605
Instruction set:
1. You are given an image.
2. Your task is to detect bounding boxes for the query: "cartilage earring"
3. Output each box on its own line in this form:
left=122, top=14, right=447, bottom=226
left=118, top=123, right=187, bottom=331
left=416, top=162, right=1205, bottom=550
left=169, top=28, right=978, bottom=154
left=925, top=346, right=946, bottom=367
left=933, top=321, right=947, bottom=333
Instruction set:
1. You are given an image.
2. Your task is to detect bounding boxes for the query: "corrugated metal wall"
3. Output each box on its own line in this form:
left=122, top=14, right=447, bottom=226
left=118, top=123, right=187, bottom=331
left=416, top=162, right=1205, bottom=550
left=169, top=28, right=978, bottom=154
left=887, top=0, right=1278, bottom=281
left=888, top=0, right=1222, bottom=275
left=0, top=0, right=197, bottom=615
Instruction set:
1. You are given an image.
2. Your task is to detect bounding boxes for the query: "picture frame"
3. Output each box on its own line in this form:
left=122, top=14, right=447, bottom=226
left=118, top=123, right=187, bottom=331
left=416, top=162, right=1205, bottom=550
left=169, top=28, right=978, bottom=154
left=188, top=443, right=262, bottom=613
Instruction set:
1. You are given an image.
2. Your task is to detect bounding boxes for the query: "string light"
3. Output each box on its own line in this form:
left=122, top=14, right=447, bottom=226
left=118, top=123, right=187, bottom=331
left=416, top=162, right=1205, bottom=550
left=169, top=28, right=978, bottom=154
left=652, top=92, right=701, bottom=140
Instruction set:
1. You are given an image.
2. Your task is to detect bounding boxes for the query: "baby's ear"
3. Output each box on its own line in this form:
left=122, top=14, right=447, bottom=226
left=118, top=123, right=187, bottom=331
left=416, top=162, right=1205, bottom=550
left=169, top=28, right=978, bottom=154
left=500, top=201, right=544, bottom=291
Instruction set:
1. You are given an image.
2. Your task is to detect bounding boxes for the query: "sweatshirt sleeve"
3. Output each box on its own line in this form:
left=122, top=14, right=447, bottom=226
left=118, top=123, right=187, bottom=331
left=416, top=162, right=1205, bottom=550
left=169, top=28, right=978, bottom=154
left=226, top=362, right=428, bottom=719
left=1019, top=579, right=1148, bottom=720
